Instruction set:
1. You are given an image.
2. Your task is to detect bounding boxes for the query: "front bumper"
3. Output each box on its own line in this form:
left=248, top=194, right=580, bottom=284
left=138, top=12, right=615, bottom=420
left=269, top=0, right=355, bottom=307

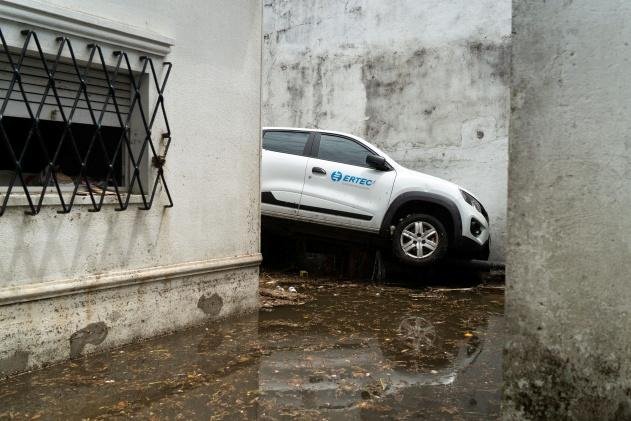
left=452, top=236, right=490, bottom=261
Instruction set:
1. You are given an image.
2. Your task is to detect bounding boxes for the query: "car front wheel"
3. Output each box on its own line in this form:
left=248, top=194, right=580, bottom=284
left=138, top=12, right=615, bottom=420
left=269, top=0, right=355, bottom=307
left=392, top=214, right=448, bottom=265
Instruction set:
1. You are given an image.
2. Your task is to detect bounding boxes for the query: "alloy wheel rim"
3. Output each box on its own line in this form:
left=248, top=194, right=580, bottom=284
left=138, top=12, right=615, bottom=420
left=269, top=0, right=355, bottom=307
left=400, top=221, right=439, bottom=259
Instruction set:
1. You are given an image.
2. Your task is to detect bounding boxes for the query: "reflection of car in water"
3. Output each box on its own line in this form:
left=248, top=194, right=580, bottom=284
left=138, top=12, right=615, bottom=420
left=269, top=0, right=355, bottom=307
left=257, top=329, right=483, bottom=417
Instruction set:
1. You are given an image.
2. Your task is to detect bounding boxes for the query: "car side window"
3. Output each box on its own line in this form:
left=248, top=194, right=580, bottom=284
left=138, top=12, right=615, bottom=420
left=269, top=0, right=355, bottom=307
left=318, top=134, right=372, bottom=168
left=262, top=131, right=310, bottom=156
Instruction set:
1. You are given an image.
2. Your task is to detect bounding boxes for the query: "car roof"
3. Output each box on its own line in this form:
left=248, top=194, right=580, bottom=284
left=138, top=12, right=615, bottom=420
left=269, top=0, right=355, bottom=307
left=263, top=126, right=360, bottom=138
left=262, top=127, right=395, bottom=163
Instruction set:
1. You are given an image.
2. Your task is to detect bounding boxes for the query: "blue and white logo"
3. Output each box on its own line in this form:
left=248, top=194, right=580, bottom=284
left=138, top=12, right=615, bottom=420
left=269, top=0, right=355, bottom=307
left=330, top=170, right=374, bottom=186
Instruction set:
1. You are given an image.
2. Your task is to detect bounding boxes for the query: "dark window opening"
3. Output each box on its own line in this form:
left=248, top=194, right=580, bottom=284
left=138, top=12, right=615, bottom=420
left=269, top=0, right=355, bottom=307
left=263, top=131, right=309, bottom=156
left=318, top=134, right=372, bottom=168
left=0, top=116, right=124, bottom=193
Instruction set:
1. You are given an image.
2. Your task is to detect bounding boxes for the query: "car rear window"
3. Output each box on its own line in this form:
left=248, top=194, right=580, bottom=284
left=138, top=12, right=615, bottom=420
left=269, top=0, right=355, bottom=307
left=262, top=131, right=309, bottom=156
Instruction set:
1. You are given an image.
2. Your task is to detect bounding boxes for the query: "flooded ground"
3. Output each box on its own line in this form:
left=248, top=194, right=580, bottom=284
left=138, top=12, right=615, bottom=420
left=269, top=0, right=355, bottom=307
left=0, top=272, right=504, bottom=420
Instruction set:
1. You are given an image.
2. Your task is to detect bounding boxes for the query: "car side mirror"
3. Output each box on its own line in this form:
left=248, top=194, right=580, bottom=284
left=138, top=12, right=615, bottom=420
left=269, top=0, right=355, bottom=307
left=366, top=154, right=389, bottom=171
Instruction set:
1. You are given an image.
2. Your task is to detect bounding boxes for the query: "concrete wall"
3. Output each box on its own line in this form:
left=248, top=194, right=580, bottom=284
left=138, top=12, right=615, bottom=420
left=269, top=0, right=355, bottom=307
left=505, top=1, right=631, bottom=418
left=262, top=0, right=511, bottom=260
left=0, top=0, right=262, bottom=376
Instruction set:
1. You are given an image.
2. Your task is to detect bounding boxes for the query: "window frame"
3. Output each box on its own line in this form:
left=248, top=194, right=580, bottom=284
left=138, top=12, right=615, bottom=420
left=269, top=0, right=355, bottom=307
left=0, top=28, right=173, bottom=215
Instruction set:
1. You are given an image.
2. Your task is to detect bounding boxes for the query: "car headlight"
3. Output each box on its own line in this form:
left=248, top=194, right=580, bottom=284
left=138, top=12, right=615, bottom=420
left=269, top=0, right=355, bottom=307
left=460, top=189, right=482, bottom=213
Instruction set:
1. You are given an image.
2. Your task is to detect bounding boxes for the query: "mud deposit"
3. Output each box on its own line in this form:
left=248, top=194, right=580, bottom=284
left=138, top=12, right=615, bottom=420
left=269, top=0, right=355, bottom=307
left=0, top=274, right=504, bottom=420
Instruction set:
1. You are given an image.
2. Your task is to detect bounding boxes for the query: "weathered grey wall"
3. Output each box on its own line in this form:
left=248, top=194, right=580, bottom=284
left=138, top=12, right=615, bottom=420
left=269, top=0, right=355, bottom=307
left=262, top=0, right=511, bottom=260
left=505, top=1, right=631, bottom=418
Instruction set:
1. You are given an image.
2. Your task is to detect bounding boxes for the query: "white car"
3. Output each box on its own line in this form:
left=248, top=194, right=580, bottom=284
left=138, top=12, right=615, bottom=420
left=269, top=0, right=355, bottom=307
left=261, top=128, right=490, bottom=265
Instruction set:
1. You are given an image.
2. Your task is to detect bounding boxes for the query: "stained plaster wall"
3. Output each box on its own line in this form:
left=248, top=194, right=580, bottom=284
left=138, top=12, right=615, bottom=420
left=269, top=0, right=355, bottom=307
left=262, top=0, right=511, bottom=260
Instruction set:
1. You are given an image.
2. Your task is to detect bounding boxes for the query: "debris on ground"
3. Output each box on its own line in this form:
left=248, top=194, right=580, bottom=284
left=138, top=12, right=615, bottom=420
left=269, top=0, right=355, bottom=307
left=260, top=273, right=314, bottom=308
left=0, top=270, right=505, bottom=420
left=431, top=287, right=478, bottom=292
left=260, top=274, right=311, bottom=308
left=479, top=283, right=505, bottom=291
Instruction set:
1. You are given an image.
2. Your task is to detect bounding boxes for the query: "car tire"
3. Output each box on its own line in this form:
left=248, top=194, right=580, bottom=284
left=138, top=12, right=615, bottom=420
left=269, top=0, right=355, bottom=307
left=392, top=214, right=448, bottom=266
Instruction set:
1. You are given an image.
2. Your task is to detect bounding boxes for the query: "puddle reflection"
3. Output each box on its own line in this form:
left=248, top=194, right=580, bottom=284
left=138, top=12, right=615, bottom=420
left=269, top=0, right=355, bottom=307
left=0, top=278, right=504, bottom=420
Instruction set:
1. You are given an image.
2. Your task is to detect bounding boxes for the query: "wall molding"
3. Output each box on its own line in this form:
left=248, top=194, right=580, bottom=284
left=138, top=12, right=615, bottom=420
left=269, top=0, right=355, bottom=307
left=0, top=0, right=174, bottom=56
left=0, top=254, right=262, bottom=306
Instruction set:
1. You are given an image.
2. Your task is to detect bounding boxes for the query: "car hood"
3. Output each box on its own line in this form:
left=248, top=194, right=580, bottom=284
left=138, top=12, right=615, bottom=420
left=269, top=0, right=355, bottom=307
left=394, top=165, right=463, bottom=196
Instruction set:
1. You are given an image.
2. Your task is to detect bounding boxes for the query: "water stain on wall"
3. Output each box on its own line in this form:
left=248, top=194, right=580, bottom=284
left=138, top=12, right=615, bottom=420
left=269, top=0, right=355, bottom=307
left=0, top=350, right=29, bottom=377
left=69, top=322, right=108, bottom=359
left=197, top=293, right=223, bottom=317
left=361, top=48, right=427, bottom=141
left=468, top=41, right=511, bottom=86
left=266, top=39, right=509, bottom=147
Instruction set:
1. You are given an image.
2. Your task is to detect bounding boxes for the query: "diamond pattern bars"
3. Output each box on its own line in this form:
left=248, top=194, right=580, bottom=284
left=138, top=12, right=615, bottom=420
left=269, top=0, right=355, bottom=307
left=0, top=28, right=173, bottom=216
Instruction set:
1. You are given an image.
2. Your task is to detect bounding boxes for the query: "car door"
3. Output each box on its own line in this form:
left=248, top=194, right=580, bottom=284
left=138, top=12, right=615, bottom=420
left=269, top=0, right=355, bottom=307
left=261, top=130, right=312, bottom=218
left=298, top=133, right=397, bottom=231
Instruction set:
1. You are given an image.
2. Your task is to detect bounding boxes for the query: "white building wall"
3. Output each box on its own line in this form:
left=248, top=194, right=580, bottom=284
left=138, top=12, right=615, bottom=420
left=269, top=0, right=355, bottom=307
left=0, top=0, right=262, bottom=376
left=262, top=0, right=510, bottom=261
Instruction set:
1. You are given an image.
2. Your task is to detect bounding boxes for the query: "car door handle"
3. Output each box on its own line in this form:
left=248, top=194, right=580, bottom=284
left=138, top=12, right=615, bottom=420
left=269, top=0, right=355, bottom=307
left=312, top=167, right=326, bottom=175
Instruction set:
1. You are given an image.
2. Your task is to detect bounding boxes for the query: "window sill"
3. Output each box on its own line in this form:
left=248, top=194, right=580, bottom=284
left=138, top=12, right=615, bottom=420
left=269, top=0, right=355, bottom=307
left=0, top=0, right=174, bottom=57
left=0, top=193, right=147, bottom=208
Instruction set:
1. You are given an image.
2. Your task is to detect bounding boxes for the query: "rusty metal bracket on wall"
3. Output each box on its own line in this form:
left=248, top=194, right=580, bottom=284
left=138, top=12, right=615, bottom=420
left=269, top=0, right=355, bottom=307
left=0, top=28, right=173, bottom=216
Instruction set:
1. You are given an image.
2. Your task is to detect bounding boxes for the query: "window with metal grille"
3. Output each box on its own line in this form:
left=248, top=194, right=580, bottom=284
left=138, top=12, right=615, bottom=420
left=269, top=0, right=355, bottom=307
left=0, top=28, right=173, bottom=216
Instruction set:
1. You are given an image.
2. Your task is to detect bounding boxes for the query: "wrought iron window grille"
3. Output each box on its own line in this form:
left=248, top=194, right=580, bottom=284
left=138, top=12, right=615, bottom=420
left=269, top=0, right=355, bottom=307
left=0, top=28, right=173, bottom=216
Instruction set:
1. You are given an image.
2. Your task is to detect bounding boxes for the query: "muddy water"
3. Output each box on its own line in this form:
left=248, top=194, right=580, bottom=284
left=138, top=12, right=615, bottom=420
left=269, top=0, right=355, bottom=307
left=0, top=276, right=504, bottom=420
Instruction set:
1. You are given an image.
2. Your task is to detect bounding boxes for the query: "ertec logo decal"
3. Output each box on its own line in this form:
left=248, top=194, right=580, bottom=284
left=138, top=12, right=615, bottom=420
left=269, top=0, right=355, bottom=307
left=331, top=171, right=343, bottom=182
left=331, top=170, right=374, bottom=186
